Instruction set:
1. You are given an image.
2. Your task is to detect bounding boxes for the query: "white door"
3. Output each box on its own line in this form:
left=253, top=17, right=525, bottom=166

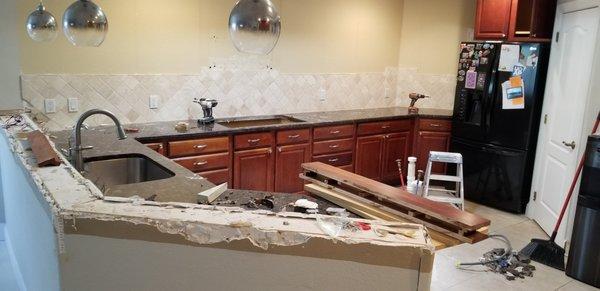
left=529, top=2, right=600, bottom=240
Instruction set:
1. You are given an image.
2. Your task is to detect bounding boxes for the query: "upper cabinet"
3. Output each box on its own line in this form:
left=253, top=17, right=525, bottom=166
left=475, top=0, right=513, bottom=40
left=475, top=0, right=557, bottom=42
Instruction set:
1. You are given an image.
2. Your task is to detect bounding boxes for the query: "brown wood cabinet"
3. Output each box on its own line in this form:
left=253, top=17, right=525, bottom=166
left=413, top=119, right=453, bottom=174
left=356, top=133, right=411, bottom=184
left=234, top=147, right=274, bottom=191
left=415, top=132, right=452, bottom=174
left=145, top=142, right=165, bottom=155
left=150, top=116, right=452, bottom=191
left=475, top=0, right=556, bottom=42
left=475, top=0, right=513, bottom=40
left=355, top=119, right=412, bottom=184
left=355, top=135, right=385, bottom=181
left=275, top=143, right=311, bottom=193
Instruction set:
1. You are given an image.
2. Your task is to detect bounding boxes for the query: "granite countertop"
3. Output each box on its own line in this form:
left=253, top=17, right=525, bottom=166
left=51, top=107, right=453, bottom=205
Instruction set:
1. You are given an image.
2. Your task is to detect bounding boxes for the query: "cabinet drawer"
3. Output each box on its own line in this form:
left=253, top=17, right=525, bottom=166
left=419, top=119, right=452, bottom=132
left=234, top=132, right=274, bottom=150
left=357, top=119, right=412, bottom=136
left=169, top=137, right=229, bottom=157
left=312, top=138, right=354, bottom=155
left=277, top=128, right=310, bottom=145
left=313, top=124, right=355, bottom=141
left=173, top=152, right=230, bottom=172
left=197, top=168, right=230, bottom=185
left=145, top=142, right=165, bottom=155
left=313, top=152, right=353, bottom=167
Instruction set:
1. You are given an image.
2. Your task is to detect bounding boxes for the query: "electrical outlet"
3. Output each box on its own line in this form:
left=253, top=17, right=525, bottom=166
left=44, top=99, right=56, bottom=114
left=149, top=95, right=159, bottom=109
left=68, top=98, right=79, bottom=112
left=319, top=89, right=327, bottom=102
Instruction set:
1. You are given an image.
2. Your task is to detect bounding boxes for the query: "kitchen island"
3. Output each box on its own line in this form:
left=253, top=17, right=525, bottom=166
left=1, top=107, right=454, bottom=291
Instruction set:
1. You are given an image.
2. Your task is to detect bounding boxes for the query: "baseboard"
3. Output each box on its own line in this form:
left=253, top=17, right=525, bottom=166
left=4, top=229, right=27, bottom=291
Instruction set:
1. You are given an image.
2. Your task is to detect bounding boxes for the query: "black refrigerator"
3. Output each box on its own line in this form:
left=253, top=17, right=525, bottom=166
left=451, top=42, right=550, bottom=214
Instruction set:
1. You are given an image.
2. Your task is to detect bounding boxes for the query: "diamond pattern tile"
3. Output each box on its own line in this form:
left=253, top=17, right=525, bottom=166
left=21, top=63, right=456, bottom=130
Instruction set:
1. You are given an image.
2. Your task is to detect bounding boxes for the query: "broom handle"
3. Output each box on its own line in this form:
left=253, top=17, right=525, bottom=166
left=550, top=111, right=600, bottom=242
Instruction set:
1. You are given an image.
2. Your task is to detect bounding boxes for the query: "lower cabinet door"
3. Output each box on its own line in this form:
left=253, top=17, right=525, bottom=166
left=355, top=135, right=384, bottom=181
left=416, top=131, right=451, bottom=173
left=275, top=143, right=311, bottom=193
left=234, top=147, right=275, bottom=191
left=381, top=132, right=410, bottom=184
left=197, top=168, right=230, bottom=186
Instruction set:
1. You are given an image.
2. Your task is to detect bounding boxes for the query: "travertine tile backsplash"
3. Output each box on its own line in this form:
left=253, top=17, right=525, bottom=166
left=21, top=66, right=456, bottom=131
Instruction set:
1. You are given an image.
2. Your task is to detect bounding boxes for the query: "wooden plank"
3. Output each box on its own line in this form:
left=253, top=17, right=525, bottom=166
left=304, top=183, right=452, bottom=249
left=302, top=162, right=490, bottom=230
left=302, top=177, right=485, bottom=244
left=27, top=130, right=61, bottom=167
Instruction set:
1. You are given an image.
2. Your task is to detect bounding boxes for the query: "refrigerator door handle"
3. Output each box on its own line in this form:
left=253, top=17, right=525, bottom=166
left=485, top=50, right=501, bottom=134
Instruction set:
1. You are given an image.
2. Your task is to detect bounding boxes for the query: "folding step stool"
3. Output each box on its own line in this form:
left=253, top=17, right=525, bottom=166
left=423, top=151, right=465, bottom=210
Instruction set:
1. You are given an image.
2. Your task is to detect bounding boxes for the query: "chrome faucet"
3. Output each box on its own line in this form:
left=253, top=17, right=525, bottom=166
left=69, top=109, right=127, bottom=171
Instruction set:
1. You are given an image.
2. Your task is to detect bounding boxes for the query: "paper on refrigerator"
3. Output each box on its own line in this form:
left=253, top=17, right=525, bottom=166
left=502, top=76, right=525, bottom=110
left=499, top=44, right=520, bottom=72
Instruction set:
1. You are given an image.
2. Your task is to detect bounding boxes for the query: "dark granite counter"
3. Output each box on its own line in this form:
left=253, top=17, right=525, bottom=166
left=51, top=107, right=452, bottom=206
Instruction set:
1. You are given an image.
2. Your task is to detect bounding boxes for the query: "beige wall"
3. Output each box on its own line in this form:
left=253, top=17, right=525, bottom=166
left=19, top=0, right=404, bottom=74
left=0, top=0, right=22, bottom=110
left=398, top=0, right=476, bottom=75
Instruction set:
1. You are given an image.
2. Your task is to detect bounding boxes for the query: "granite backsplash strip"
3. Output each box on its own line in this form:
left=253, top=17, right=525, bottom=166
left=21, top=67, right=456, bottom=131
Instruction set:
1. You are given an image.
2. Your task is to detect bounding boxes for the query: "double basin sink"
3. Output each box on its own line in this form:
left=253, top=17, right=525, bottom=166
left=81, top=115, right=306, bottom=189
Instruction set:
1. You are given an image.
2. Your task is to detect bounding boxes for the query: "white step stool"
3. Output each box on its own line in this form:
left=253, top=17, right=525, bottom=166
left=423, top=151, right=465, bottom=210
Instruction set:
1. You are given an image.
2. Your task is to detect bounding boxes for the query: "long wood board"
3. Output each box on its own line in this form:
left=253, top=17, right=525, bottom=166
left=302, top=162, right=490, bottom=230
left=301, top=162, right=490, bottom=244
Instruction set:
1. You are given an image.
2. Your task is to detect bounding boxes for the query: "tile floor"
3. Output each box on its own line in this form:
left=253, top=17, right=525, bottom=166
left=431, top=201, right=600, bottom=291
left=0, top=241, right=20, bottom=291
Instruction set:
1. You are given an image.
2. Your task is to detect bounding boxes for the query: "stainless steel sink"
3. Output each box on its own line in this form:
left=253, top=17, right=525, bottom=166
left=83, top=155, right=174, bottom=189
left=216, top=115, right=305, bottom=128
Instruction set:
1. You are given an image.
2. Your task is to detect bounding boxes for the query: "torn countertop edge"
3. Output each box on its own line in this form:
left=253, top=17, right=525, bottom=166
left=1, top=114, right=435, bottom=253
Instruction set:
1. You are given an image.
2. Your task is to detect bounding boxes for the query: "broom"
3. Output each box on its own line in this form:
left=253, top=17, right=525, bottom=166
left=520, top=111, right=600, bottom=271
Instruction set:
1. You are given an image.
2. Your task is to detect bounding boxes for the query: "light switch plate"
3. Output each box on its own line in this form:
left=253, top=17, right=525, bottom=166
left=68, top=98, right=79, bottom=112
left=319, top=89, right=327, bottom=102
left=149, top=95, right=159, bottom=109
left=384, top=87, right=390, bottom=99
left=44, top=99, right=56, bottom=114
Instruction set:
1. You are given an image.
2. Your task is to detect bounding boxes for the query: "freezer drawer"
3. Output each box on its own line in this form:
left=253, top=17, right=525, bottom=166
left=451, top=138, right=531, bottom=213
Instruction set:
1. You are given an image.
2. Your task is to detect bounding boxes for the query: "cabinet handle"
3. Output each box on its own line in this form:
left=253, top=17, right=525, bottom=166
left=330, top=130, right=341, bottom=134
left=248, top=139, right=261, bottom=144
left=194, top=161, right=208, bottom=166
left=384, top=134, right=391, bottom=139
left=268, top=148, right=273, bottom=155
left=288, top=134, right=301, bottom=139
left=329, top=144, right=340, bottom=149
left=194, top=144, right=207, bottom=150
left=429, top=123, right=442, bottom=127
left=502, top=33, right=507, bottom=38
left=328, top=158, right=339, bottom=163
left=158, top=144, right=163, bottom=149
left=562, top=141, right=576, bottom=150
left=381, top=125, right=391, bottom=129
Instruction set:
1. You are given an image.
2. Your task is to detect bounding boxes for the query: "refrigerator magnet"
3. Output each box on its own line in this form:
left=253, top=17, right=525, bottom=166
left=476, top=73, right=486, bottom=90
left=465, top=71, right=477, bottom=89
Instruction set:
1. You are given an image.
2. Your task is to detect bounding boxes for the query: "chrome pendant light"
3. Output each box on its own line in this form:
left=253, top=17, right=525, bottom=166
left=63, top=0, right=108, bottom=47
left=26, top=2, right=58, bottom=42
left=229, top=0, right=281, bottom=55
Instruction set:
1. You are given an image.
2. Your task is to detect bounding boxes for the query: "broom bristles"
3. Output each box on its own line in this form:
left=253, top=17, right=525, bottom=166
left=519, top=239, right=565, bottom=271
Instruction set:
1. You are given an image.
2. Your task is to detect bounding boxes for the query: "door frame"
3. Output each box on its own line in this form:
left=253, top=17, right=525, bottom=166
left=526, top=0, right=600, bottom=247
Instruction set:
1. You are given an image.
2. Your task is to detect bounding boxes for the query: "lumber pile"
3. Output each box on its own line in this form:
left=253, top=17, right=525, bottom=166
left=301, top=162, right=490, bottom=248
